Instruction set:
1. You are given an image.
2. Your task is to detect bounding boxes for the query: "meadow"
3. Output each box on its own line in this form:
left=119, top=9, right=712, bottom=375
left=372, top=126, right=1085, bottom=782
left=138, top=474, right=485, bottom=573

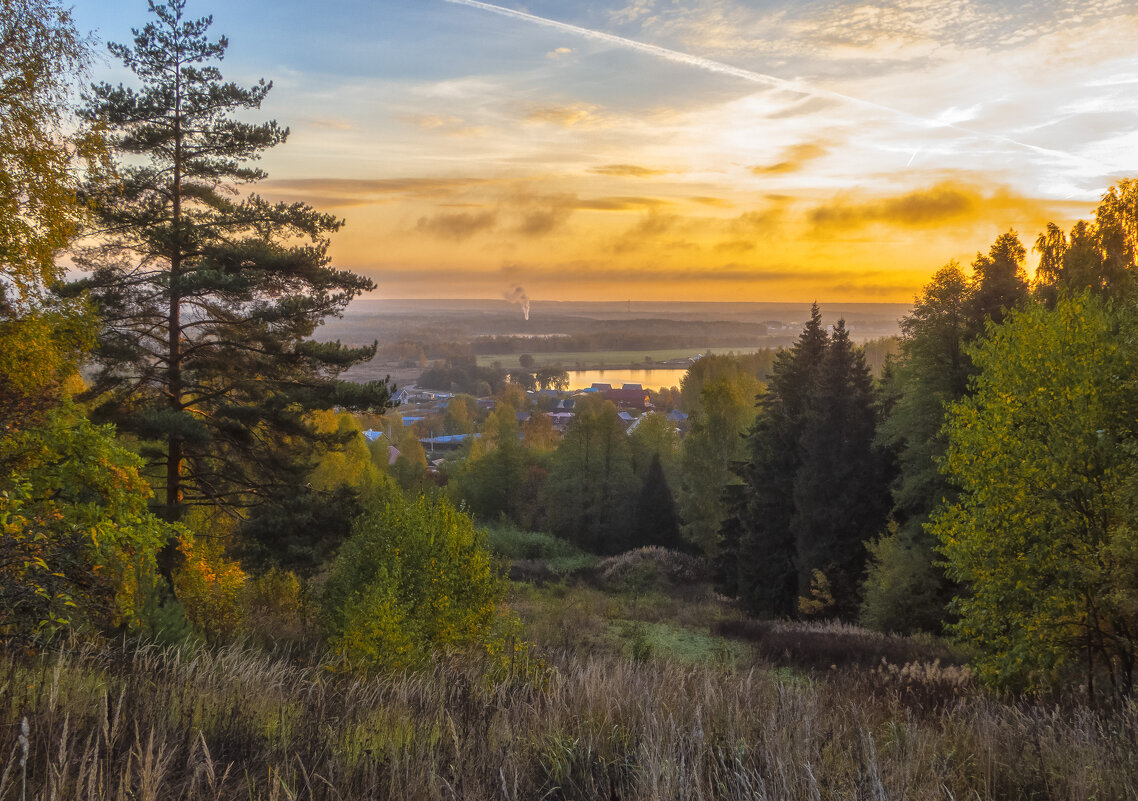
left=4, top=533, right=1136, bottom=801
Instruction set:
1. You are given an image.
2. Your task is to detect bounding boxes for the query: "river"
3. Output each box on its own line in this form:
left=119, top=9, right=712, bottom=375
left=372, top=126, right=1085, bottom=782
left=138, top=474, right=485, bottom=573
left=567, top=367, right=689, bottom=392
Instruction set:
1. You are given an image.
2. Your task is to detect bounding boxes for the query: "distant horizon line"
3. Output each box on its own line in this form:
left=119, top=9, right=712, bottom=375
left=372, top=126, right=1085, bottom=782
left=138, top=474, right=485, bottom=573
left=352, top=296, right=913, bottom=306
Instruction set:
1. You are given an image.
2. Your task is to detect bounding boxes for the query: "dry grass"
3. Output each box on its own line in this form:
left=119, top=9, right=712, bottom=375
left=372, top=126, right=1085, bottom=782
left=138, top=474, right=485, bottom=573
left=2, top=636, right=1138, bottom=800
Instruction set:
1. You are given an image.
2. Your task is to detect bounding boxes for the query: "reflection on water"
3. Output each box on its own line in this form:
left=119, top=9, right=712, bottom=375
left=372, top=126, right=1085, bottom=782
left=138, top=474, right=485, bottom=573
left=568, top=368, right=688, bottom=392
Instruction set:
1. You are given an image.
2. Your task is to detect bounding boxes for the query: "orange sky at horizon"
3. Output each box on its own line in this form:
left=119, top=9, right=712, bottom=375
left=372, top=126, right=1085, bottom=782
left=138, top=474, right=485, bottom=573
left=78, top=0, right=1138, bottom=303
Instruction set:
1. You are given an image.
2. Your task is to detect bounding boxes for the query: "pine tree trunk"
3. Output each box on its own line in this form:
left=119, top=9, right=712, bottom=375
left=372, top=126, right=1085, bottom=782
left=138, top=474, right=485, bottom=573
left=165, top=50, right=184, bottom=524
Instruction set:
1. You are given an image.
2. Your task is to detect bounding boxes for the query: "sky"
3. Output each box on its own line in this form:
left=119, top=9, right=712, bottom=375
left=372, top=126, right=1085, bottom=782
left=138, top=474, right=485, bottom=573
left=72, top=0, right=1138, bottom=303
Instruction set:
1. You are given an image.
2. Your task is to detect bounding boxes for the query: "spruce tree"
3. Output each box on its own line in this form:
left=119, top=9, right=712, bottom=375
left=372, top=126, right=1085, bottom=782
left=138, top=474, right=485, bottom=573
left=720, top=303, right=827, bottom=616
left=69, top=0, right=389, bottom=526
left=630, top=453, right=683, bottom=550
left=791, top=319, right=889, bottom=618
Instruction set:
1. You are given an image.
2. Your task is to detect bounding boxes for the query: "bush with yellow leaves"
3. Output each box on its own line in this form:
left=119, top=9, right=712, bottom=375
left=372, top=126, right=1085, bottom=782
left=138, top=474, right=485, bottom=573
left=174, top=534, right=246, bottom=642
left=321, top=493, right=506, bottom=673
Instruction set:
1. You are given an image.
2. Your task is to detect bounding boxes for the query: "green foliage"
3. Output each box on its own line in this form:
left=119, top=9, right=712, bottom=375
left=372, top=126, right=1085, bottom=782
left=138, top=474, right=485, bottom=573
left=867, top=252, right=1023, bottom=635
left=418, top=363, right=506, bottom=394
left=932, top=294, right=1138, bottom=693
left=860, top=522, right=948, bottom=635
left=484, top=523, right=581, bottom=561
left=450, top=409, right=534, bottom=524
left=307, top=410, right=386, bottom=492
left=71, top=0, right=389, bottom=525
left=1034, top=179, right=1138, bottom=302
left=721, top=305, right=889, bottom=619
left=0, top=0, right=105, bottom=301
left=627, top=412, right=680, bottom=480
left=240, top=567, right=308, bottom=646
left=0, top=405, right=172, bottom=640
left=679, top=351, right=773, bottom=413
left=543, top=397, right=638, bottom=554
left=441, top=394, right=480, bottom=435
left=968, top=230, right=1030, bottom=330
left=322, top=493, right=506, bottom=672
left=791, top=319, right=889, bottom=618
left=678, top=370, right=761, bottom=557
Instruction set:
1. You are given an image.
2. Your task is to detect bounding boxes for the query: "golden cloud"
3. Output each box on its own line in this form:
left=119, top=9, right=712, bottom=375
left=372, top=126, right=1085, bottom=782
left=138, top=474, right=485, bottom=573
left=589, top=164, right=669, bottom=177
left=401, top=114, right=484, bottom=137
left=573, top=196, right=672, bottom=211
left=525, top=103, right=604, bottom=128
left=689, top=196, right=734, bottom=208
left=714, top=239, right=757, bottom=253
left=750, top=143, right=828, bottom=175
left=807, top=182, right=1048, bottom=231
left=612, top=211, right=682, bottom=253
left=416, top=210, right=498, bottom=241
left=260, top=177, right=492, bottom=207
left=729, top=207, right=786, bottom=234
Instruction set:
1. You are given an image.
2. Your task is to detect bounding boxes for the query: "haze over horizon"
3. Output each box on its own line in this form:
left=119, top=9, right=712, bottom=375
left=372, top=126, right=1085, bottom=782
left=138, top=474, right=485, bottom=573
left=75, top=0, right=1138, bottom=303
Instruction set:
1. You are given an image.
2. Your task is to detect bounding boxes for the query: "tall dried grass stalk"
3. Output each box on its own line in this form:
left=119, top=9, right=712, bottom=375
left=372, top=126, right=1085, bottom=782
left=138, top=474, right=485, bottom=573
left=0, top=640, right=1136, bottom=799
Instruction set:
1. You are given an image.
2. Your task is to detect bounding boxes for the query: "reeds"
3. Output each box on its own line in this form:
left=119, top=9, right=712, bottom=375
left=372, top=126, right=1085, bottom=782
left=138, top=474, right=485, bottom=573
left=2, top=638, right=1137, bottom=799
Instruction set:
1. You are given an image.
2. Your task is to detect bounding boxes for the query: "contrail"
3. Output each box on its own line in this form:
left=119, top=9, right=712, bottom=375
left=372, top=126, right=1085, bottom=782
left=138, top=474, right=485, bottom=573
left=444, top=0, right=892, bottom=114
left=442, top=0, right=1084, bottom=165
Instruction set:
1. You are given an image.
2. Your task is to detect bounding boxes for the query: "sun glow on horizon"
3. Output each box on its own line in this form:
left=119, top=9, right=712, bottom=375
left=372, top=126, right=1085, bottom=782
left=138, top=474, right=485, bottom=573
left=78, top=0, right=1138, bottom=302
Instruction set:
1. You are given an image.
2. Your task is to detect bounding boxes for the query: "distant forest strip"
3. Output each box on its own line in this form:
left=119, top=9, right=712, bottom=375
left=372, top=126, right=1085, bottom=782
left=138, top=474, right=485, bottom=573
left=469, top=320, right=773, bottom=354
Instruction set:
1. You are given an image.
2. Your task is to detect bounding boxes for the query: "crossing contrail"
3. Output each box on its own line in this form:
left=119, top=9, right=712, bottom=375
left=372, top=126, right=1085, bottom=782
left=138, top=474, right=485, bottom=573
left=442, top=0, right=1086, bottom=165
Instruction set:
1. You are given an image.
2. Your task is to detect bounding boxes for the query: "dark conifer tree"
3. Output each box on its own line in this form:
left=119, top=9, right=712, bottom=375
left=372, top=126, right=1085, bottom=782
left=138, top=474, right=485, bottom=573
left=791, top=319, right=889, bottom=618
left=968, top=230, right=1029, bottom=330
left=720, top=303, right=827, bottom=616
left=69, top=0, right=390, bottom=530
left=630, top=453, right=683, bottom=550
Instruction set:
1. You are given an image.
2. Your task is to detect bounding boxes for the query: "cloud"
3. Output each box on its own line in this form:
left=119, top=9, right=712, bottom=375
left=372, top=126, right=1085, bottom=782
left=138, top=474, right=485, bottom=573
left=525, top=103, right=604, bottom=127
left=572, top=196, right=672, bottom=211
left=729, top=208, right=785, bottom=234
left=610, top=0, right=657, bottom=26
left=516, top=206, right=572, bottom=236
left=260, top=178, right=492, bottom=207
left=546, top=46, right=573, bottom=58
left=612, top=211, right=681, bottom=253
left=689, top=196, right=733, bottom=208
left=416, top=210, right=498, bottom=241
left=713, top=239, right=756, bottom=253
left=589, top=164, right=669, bottom=177
left=806, top=182, right=1048, bottom=232
left=306, top=117, right=355, bottom=131
left=401, top=114, right=485, bottom=137
left=750, top=143, right=828, bottom=175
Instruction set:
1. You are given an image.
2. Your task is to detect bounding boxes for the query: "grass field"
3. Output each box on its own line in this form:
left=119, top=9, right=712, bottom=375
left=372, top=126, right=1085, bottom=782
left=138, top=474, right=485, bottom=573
left=8, top=535, right=1138, bottom=799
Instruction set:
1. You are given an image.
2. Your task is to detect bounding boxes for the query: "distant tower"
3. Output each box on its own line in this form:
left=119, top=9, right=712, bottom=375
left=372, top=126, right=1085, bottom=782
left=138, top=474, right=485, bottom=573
left=627, top=298, right=631, bottom=313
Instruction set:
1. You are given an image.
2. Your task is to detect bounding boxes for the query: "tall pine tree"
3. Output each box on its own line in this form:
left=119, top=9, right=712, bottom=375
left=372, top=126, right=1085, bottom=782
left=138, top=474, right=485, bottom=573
left=70, top=0, right=389, bottom=526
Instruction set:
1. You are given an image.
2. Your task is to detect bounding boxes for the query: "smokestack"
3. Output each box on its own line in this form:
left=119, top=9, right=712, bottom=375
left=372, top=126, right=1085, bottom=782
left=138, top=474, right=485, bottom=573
left=503, top=285, right=530, bottom=321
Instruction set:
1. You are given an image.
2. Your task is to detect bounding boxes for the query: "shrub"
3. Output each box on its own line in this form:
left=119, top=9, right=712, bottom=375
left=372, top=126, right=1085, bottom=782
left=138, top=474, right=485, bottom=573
left=598, top=547, right=708, bottom=593
left=0, top=407, right=171, bottom=641
left=860, top=522, right=950, bottom=634
left=174, top=535, right=246, bottom=642
left=713, top=617, right=965, bottom=673
left=241, top=568, right=309, bottom=647
left=486, top=523, right=581, bottom=561
left=322, top=494, right=507, bottom=672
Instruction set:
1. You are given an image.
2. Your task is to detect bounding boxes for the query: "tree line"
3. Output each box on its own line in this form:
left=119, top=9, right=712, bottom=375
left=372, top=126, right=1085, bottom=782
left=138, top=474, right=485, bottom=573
left=713, top=198, right=1138, bottom=696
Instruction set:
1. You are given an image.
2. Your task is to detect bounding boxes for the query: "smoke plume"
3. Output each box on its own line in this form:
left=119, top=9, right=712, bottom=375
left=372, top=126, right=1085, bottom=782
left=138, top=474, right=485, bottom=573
left=503, top=286, right=530, bottom=321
